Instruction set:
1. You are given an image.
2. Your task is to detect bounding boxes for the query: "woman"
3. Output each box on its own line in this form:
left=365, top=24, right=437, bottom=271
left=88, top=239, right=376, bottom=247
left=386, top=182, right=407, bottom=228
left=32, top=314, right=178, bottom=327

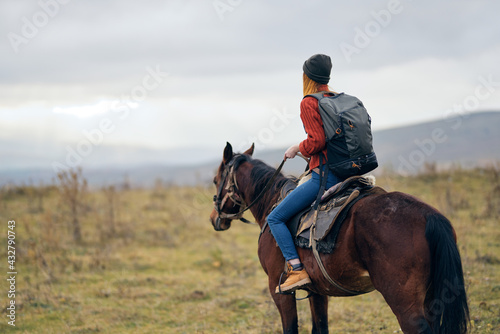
left=268, top=54, right=343, bottom=294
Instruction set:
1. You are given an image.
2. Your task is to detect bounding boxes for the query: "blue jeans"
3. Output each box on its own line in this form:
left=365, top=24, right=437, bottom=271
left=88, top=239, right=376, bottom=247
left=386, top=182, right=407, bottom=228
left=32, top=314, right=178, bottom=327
left=267, top=169, right=341, bottom=262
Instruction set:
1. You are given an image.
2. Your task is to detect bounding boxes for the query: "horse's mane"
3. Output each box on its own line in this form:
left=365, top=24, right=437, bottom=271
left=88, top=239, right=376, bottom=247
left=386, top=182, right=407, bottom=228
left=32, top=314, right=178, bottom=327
left=224, top=154, right=296, bottom=220
left=242, top=156, right=293, bottom=220
left=249, top=158, right=290, bottom=196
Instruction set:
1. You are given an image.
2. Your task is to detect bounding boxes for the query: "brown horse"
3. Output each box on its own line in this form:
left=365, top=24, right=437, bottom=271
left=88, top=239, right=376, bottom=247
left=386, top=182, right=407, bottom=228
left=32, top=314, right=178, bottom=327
left=209, top=143, right=469, bottom=334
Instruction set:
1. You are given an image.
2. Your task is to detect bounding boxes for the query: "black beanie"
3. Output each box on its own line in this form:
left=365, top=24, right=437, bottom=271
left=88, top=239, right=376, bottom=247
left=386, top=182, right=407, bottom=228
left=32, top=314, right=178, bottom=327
left=303, top=54, right=332, bottom=84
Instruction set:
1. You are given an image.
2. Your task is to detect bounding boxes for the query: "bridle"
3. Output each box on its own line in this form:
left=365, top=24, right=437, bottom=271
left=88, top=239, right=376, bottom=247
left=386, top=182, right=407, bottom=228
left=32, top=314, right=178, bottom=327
left=213, top=155, right=250, bottom=227
left=213, top=154, right=285, bottom=230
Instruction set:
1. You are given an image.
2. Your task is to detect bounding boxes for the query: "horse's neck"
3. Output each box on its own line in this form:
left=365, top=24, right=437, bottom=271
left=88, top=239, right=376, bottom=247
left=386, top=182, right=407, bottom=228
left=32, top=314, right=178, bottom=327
left=239, top=172, right=287, bottom=227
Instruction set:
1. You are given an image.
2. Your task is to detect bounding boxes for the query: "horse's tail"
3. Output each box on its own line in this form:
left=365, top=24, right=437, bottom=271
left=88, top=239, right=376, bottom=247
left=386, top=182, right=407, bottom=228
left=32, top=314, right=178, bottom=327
left=425, top=213, right=469, bottom=334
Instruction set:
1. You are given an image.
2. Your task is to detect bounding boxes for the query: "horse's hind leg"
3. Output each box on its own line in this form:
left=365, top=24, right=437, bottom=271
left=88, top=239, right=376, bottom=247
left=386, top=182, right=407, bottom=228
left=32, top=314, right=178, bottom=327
left=373, top=273, right=432, bottom=334
left=309, top=293, right=328, bottom=334
left=365, top=243, right=432, bottom=332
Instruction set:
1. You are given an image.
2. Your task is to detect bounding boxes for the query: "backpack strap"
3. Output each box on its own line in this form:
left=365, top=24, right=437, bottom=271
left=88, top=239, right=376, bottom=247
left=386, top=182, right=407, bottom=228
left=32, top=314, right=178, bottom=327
left=312, top=152, right=328, bottom=211
left=303, top=91, right=336, bottom=101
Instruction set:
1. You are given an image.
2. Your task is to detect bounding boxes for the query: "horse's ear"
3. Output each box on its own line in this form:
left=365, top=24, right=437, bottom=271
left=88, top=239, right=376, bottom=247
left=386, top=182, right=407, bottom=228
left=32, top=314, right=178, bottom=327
left=223, top=142, right=233, bottom=164
left=243, top=143, right=254, bottom=156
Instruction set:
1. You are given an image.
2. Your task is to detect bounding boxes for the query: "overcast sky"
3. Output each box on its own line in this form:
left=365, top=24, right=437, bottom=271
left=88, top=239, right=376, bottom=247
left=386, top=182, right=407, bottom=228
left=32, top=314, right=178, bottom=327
left=1, top=0, right=499, bottom=165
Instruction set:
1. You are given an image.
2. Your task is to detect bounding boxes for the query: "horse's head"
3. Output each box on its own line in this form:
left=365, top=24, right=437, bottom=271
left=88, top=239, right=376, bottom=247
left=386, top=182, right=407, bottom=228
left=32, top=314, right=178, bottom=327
left=210, top=142, right=254, bottom=231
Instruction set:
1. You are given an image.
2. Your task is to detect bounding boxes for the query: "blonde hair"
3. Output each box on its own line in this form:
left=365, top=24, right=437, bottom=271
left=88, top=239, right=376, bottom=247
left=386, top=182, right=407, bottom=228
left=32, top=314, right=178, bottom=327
left=303, top=73, right=335, bottom=96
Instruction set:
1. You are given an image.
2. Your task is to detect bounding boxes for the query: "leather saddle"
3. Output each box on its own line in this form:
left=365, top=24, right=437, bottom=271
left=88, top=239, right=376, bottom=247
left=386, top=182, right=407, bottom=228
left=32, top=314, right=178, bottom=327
left=275, top=175, right=386, bottom=254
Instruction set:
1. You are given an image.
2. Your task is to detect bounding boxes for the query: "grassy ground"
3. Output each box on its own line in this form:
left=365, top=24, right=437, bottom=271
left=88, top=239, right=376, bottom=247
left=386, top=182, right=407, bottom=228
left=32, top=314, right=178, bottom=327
left=0, top=167, right=499, bottom=333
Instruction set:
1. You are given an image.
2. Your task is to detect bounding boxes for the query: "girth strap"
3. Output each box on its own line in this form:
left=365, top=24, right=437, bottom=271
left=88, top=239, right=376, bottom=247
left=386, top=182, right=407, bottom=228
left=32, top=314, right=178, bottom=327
left=308, top=153, right=372, bottom=296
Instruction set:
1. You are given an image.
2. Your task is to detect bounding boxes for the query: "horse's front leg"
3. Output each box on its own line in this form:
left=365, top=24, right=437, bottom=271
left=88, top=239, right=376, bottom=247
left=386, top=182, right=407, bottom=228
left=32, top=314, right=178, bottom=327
left=259, top=231, right=300, bottom=333
left=269, top=279, right=299, bottom=334
left=309, top=293, right=328, bottom=334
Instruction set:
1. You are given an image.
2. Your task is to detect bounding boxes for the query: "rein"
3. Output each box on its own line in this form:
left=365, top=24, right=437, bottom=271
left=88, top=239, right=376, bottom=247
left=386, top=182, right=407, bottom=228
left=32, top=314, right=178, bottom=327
left=213, top=156, right=286, bottom=229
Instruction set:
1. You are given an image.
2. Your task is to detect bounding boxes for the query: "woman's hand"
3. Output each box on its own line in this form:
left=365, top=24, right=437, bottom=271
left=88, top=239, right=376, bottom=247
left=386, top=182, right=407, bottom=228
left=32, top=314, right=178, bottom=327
left=284, top=144, right=300, bottom=160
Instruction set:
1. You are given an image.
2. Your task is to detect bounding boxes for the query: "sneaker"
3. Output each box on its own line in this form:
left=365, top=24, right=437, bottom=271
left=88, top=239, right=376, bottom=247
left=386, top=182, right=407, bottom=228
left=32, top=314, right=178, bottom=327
left=275, top=263, right=311, bottom=294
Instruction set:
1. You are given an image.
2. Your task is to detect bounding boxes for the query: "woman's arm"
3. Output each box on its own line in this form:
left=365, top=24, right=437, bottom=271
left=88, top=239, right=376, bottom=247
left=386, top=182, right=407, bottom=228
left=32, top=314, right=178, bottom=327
left=298, top=97, right=326, bottom=157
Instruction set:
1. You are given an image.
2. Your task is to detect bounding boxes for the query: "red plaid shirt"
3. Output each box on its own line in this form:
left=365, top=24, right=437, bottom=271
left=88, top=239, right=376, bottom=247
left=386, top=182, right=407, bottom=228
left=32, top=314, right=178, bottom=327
left=298, top=85, right=330, bottom=170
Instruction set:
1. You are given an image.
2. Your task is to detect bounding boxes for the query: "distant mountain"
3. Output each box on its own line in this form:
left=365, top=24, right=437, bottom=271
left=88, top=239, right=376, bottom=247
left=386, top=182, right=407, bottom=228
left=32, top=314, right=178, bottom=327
left=373, top=111, right=500, bottom=174
left=1, top=111, right=499, bottom=187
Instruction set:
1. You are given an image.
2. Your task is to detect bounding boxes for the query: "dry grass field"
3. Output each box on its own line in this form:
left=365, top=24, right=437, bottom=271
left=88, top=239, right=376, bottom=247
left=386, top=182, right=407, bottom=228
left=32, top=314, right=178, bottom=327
left=0, top=166, right=499, bottom=333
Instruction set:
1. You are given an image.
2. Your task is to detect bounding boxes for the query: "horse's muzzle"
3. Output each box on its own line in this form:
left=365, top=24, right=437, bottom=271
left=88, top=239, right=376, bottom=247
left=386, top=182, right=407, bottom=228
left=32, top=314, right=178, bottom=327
left=214, top=217, right=222, bottom=231
left=211, top=216, right=230, bottom=231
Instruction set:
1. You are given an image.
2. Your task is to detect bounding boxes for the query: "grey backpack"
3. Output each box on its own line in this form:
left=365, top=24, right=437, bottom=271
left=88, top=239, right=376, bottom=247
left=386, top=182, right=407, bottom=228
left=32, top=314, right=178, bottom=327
left=305, top=92, right=378, bottom=178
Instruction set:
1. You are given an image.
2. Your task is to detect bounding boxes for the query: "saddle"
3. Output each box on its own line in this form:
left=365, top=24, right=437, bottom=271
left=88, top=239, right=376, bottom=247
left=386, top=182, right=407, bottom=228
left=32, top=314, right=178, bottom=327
left=275, top=175, right=386, bottom=254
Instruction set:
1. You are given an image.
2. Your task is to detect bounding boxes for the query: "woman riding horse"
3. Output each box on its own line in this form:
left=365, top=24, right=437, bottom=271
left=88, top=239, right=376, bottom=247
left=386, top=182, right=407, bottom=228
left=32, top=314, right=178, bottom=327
left=268, top=54, right=344, bottom=294
left=209, top=54, right=469, bottom=333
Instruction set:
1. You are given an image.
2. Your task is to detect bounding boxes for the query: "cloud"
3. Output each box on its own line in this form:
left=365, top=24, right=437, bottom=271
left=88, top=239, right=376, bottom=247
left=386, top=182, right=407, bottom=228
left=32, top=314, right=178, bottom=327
left=53, top=100, right=138, bottom=118
left=2, top=0, right=498, bottom=84
left=0, top=0, right=498, bottom=157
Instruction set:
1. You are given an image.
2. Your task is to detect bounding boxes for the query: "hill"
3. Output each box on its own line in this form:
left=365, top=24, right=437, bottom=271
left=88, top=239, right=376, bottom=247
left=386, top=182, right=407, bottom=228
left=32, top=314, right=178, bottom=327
left=374, top=111, right=500, bottom=174
left=0, top=111, right=499, bottom=187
